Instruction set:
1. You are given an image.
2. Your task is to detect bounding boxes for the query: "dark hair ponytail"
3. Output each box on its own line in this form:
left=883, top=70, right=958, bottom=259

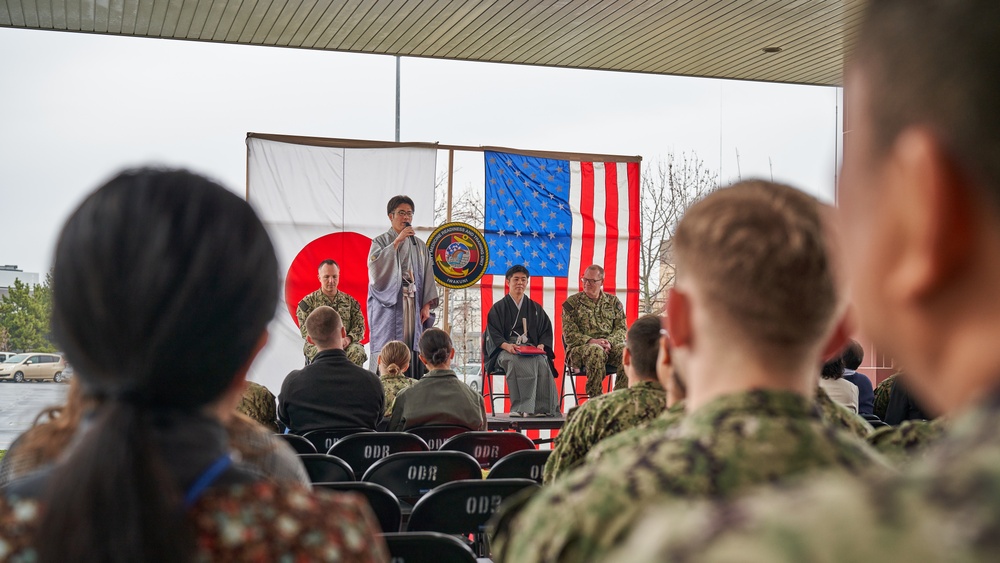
left=419, top=328, right=453, bottom=368
left=36, top=168, right=279, bottom=562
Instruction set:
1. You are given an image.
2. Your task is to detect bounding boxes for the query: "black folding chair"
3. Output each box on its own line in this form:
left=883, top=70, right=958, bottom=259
left=406, top=425, right=470, bottom=450
left=482, top=332, right=510, bottom=414
left=407, top=478, right=540, bottom=557
left=381, top=532, right=477, bottom=563
left=862, top=413, right=891, bottom=428
left=298, top=453, right=355, bottom=483
left=327, top=432, right=429, bottom=477
left=487, top=449, right=552, bottom=483
left=560, top=335, right=616, bottom=409
left=439, top=431, right=535, bottom=469
left=302, top=427, right=371, bottom=453
left=361, top=451, right=482, bottom=511
left=317, top=482, right=402, bottom=533
left=276, top=433, right=317, bottom=454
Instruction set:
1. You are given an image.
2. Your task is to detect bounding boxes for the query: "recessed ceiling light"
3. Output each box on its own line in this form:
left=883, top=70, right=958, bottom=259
left=762, top=46, right=783, bottom=54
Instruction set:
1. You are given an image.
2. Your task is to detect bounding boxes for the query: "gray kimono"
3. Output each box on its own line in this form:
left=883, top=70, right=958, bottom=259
left=367, top=228, right=439, bottom=364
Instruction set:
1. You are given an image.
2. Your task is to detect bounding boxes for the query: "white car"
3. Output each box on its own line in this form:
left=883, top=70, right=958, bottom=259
left=455, top=363, right=483, bottom=394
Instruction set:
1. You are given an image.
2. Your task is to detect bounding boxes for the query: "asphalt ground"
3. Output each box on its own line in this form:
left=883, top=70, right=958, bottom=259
left=0, top=381, right=69, bottom=450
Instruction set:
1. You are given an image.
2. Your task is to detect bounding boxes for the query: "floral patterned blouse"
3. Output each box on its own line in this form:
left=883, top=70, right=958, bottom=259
left=0, top=482, right=389, bottom=562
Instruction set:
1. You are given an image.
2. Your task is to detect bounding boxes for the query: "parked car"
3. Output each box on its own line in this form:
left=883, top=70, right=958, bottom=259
left=0, top=352, right=16, bottom=363
left=455, top=363, right=483, bottom=394
left=0, top=353, right=67, bottom=382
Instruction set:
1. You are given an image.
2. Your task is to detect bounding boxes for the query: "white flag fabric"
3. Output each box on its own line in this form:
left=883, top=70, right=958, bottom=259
left=245, top=135, right=437, bottom=394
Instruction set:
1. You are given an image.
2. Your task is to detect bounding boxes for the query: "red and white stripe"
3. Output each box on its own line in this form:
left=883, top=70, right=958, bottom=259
left=478, top=160, right=641, bottom=447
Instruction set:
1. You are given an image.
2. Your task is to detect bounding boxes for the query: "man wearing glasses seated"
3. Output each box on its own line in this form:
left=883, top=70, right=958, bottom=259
left=562, top=264, right=628, bottom=398
left=368, top=195, right=439, bottom=380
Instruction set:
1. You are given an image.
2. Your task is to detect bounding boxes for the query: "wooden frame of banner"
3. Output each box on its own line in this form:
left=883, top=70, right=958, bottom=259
left=244, top=131, right=641, bottom=340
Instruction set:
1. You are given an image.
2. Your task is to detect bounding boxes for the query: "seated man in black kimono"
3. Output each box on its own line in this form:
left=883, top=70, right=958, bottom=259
left=485, top=265, right=559, bottom=416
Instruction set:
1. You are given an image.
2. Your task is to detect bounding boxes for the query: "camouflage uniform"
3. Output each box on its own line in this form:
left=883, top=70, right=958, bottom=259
left=873, top=372, right=898, bottom=420
left=605, top=396, right=1000, bottom=563
left=491, top=389, right=890, bottom=563
left=381, top=373, right=416, bottom=417
left=543, top=380, right=667, bottom=483
left=561, top=291, right=628, bottom=397
left=867, top=418, right=946, bottom=465
left=237, top=381, right=279, bottom=433
left=585, top=400, right=687, bottom=463
left=815, top=385, right=874, bottom=439
left=297, top=289, right=367, bottom=366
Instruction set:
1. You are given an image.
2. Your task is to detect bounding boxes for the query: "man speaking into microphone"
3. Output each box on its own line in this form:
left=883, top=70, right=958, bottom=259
left=368, top=195, right=439, bottom=379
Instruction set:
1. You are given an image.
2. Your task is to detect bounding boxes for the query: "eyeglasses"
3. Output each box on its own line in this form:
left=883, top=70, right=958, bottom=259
left=581, top=277, right=604, bottom=285
left=393, top=210, right=414, bottom=217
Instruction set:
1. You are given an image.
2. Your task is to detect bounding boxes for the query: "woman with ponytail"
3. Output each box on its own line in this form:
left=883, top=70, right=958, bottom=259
left=386, top=328, right=486, bottom=431
left=377, top=340, right=414, bottom=417
left=0, top=168, right=386, bottom=562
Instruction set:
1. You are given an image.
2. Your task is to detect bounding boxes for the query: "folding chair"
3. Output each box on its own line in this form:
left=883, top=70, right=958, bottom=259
left=486, top=449, right=552, bottom=483
left=381, top=532, right=477, bottom=563
left=406, top=425, right=470, bottom=450
left=301, top=427, right=371, bottom=453
left=560, top=335, right=616, bottom=409
left=317, top=482, right=402, bottom=533
left=439, top=431, right=536, bottom=469
left=407, top=478, right=540, bottom=557
left=297, top=453, right=355, bottom=483
left=482, top=332, right=509, bottom=414
left=862, top=413, right=891, bottom=428
left=361, top=451, right=482, bottom=511
left=276, top=433, right=317, bottom=454
left=327, top=432, right=429, bottom=477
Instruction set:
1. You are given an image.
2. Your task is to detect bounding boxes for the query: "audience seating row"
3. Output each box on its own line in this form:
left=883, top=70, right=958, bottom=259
left=279, top=428, right=542, bottom=472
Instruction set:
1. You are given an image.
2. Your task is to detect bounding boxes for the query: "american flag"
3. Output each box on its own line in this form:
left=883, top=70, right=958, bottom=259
left=478, top=151, right=641, bottom=446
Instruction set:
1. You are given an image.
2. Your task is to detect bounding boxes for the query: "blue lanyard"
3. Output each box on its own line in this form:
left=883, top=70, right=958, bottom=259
left=183, top=454, right=233, bottom=509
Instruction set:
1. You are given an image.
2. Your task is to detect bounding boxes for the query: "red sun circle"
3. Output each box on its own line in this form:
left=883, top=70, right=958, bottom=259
left=284, top=231, right=373, bottom=344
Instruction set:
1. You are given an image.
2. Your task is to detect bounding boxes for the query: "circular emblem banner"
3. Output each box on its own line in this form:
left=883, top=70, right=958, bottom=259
left=428, top=222, right=490, bottom=289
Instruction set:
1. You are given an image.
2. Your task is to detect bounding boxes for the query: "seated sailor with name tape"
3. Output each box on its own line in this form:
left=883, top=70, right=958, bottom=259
left=485, top=265, right=559, bottom=417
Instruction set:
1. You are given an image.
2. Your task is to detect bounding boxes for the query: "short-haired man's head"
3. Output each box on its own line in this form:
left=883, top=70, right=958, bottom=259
left=379, top=341, right=411, bottom=376
left=387, top=195, right=415, bottom=216
left=853, top=0, right=1000, bottom=204
left=626, top=315, right=661, bottom=380
left=673, top=180, right=837, bottom=358
left=318, top=259, right=338, bottom=271
left=585, top=265, right=604, bottom=278
left=305, top=306, right=343, bottom=348
left=842, top=340, right=864, bottom=371
left=418, top=328, right=453, bottom=367
left=505, top=264, right=530, bottom=280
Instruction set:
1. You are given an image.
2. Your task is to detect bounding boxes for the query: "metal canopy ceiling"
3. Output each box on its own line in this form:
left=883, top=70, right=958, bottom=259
left=1, top=0, right=864, bottom=86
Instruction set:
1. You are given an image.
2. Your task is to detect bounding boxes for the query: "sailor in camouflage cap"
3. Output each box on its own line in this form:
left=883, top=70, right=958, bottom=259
left=562, top=264, right=628, bottom=397
left=297, top=259, right=367, bottom=366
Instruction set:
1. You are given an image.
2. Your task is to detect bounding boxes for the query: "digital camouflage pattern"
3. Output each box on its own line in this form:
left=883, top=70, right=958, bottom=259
left=297, top=289, right=368, bottom=366
left=237, top=382, right=279, bottom=433
left=606, top=396, right=1000, bottom=563
left=815, top=386, right=874, bottom=439
left=491, top=389, right=890, bottom=563
left=381, top=373, right=416, bottom=417
left=543, top=380, right=667, bottom=483
left=867, top=418, right=947, bottom=465
left=561, top=291, right=628, bottom=397
left=585, top=400, right=687, bottom=463
left=873, top=372, right=898, bottom=420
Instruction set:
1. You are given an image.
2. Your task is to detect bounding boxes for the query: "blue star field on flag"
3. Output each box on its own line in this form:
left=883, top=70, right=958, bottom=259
left=484, top=151, right=572, bottom=277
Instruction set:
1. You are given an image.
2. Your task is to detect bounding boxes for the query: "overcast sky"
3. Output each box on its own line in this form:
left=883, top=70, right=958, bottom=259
left=1, top=26, right=842, bottom=277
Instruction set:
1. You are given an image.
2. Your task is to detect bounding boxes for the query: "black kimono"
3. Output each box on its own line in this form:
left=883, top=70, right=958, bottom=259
left=485, top=294, right=559, bottom=415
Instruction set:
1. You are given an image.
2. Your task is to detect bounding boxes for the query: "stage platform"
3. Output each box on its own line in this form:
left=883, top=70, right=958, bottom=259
left=487, top=414, right=565, bottom=431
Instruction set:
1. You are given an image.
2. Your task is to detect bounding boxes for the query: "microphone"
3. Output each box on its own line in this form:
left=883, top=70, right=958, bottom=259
left=403, top=222, right=416, bottom=246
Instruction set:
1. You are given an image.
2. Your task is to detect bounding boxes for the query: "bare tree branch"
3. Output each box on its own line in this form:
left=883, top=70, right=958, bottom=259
left=639, top=152, right=719, bottom=315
